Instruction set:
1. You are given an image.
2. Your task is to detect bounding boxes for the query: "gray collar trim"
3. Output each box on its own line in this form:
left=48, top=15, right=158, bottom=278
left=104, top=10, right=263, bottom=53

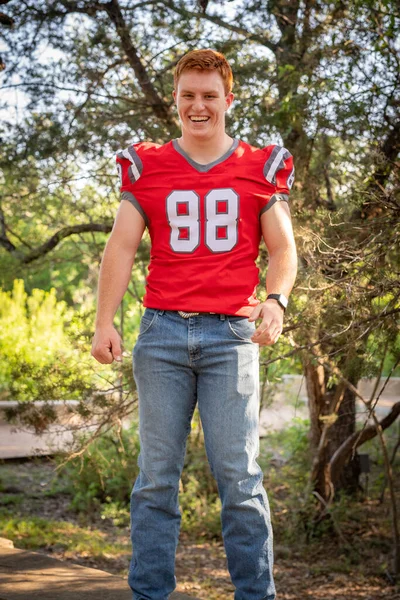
left=172, top=138, right=239, bottom=172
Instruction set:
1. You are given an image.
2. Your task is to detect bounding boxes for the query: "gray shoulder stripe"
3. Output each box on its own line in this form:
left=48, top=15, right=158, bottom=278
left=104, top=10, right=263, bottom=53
left=118, top=146, right=143, bottom=184
left=287, top=166, right=295, bottom=189
left=116, top=162, right=123, bottom=186
left=121, top=191, right=149, bottom=227
left=127, top=146, right=143, bottom=176
left=259, top=193, right=289, bottom=217
left=263, top=146, right=291, bottom=185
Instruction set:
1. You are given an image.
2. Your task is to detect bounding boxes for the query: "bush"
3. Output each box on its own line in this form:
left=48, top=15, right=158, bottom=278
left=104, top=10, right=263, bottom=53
left=259, top=419, right=313, bottom=542
left=0, top=279, right=96, bottom=402
left=57, top=421, right=141, bottom=515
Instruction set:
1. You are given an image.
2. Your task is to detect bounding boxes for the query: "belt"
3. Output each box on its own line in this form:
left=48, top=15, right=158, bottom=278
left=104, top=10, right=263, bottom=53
left=178, top=310, right=201, bottom=318
left=177, top=310, right=222, bottom=318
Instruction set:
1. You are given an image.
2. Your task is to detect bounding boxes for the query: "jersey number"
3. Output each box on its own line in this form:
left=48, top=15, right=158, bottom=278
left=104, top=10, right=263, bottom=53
left=166, top=188, right=239, bottom=253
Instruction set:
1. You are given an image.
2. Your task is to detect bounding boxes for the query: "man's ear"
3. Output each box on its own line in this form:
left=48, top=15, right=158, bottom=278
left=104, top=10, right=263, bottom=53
left=225, top=92, right=234, bottom=110
left=173, top=89, right=177, bottom=103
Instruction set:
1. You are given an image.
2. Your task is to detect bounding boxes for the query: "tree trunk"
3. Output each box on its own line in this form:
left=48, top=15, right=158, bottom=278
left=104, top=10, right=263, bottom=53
left=304, top=358, right=361, bottom=501
left=326, top=385, right=360, bottom=495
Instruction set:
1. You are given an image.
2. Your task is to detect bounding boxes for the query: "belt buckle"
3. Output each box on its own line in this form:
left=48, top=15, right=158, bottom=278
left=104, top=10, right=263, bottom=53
left=178, top=311, right=200, bottom=318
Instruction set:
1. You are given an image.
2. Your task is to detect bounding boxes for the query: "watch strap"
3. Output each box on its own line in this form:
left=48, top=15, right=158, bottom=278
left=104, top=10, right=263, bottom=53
left=266, top=293, right=288, bottom=311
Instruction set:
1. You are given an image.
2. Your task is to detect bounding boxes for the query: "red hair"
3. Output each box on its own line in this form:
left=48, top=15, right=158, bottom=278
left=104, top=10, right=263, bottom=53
left=174, top=49, right=233, bottom=95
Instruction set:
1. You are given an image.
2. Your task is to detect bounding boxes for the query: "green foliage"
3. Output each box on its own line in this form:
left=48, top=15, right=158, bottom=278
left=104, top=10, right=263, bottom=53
left=57, top=422, right=141, bottom=513
left=100, top=501, right=130, bottom=527
left=365, top=325, right=400, bottom=378
left=0, top=494, right=23, bottom=508
left=0, top=514, right=129, bottom=557
left=0, top=279, right=137, bottom=435
left=260, top=420, right=325, bottom=543
left=259, top=419, right=312, bottom=536
left=260, top=418, right=312, bottom=470
left=0, top=279, right=96, bottom=402
left=180, top=473, right=222, bottom=540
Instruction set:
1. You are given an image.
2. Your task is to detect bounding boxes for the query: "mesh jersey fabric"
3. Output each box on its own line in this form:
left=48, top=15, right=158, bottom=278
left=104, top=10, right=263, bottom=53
left=116, top=138, right=294, bottom=317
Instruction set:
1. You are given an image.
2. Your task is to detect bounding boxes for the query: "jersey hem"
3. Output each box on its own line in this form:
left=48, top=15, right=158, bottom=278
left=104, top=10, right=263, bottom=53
left=143, top=302, right=257, bottom=317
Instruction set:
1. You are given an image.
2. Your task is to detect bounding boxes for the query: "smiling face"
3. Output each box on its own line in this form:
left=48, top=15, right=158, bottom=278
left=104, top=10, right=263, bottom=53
left=173, top=70, right=234, bottom=142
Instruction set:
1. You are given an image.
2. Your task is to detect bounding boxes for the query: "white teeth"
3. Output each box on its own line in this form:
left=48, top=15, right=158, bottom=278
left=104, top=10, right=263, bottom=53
left=190, top=117, right=209, bottom=122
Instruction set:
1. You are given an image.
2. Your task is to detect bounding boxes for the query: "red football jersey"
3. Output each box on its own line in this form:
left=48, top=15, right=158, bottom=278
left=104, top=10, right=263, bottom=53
left=116, top=139, right=294, bottom=316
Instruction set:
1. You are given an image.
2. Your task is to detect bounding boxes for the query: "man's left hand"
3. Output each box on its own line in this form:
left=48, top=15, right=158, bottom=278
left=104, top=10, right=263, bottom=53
left=248, top=300, right=284, bottom=346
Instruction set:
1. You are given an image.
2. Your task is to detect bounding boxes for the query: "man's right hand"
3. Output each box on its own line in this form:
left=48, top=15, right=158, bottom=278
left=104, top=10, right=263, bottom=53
left=91, top=326, right=123, bottom=364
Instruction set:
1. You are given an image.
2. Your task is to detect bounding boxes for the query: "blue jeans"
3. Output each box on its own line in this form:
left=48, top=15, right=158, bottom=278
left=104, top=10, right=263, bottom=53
left=129, top=309, right=275, bottom=600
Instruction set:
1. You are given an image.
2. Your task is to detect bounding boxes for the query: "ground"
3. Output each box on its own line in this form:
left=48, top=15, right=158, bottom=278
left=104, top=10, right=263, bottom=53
left=0, top=457, right=398, bottom=600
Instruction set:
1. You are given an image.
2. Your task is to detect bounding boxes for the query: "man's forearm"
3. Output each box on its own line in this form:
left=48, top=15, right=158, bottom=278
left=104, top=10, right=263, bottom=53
left=266, top=245, right=298, bottom=298
left=95, top=237, right=136, bottom=328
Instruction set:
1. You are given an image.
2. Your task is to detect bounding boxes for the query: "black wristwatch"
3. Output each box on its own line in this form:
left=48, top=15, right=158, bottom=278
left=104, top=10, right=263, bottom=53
left=266, top=293, right=288, bottom=312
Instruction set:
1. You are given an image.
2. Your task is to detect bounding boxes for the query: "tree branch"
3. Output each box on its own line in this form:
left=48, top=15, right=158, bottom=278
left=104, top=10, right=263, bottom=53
left=0, top=0, right=13, bottom=28
left=12, top=223, right=113, bottom=264
left=0, top=203, right=18, bottom=254
left=330, top=402, right=400, bottom=485
left=160, top=0, right=277, bottom=52
left=27, top=0, right=178, bottom=131
left=104, top=0, right=178, bottom=131
left=353, top=117, right=400, bottom=220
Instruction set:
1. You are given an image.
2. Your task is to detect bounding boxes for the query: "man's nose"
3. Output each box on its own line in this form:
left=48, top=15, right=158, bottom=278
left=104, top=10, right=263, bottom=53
left=192, top=96, right=206, bottom=111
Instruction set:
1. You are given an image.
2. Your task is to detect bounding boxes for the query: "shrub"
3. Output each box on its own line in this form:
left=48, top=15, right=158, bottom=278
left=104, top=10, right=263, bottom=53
left=0, top=280, right=96, bottom=402
left=57, top=421, right=141, bottom=515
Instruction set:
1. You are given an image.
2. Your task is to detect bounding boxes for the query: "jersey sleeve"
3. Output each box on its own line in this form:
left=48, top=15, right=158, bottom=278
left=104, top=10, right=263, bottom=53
left=115, top=145, right=148, bottom=226
left=259, top=145, right=295, bottom=215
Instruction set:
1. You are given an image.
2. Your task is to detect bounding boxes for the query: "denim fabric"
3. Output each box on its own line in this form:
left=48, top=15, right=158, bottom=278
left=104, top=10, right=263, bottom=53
left=129, top=309, right=276, bottom=600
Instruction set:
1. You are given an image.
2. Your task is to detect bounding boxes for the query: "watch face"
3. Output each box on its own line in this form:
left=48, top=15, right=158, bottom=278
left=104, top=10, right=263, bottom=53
left=267, top=293, right=288, bottom=309
left=278, top=294, right=288, bottom=308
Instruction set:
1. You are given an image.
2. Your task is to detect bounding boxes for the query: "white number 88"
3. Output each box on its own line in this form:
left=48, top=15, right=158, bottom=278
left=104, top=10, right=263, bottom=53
left=166, top=188, right=239, bottom=253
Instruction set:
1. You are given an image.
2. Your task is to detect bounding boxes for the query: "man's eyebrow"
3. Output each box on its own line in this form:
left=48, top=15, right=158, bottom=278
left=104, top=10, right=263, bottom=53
left=180, top=89, right=220, bottom=94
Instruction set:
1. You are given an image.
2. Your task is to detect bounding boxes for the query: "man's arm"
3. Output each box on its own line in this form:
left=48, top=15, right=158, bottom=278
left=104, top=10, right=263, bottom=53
left=91, top=201, right=146, bottom=364
left=249, top=201, right=297, bottom=346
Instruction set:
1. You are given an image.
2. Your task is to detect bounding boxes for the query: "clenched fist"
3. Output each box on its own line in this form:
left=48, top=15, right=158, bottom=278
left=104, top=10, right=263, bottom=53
left=91, top=325, right=123, bottom=364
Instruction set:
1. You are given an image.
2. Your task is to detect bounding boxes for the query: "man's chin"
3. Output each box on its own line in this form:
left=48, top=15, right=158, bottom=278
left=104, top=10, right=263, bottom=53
left=185, top=125, right=213, bottom=140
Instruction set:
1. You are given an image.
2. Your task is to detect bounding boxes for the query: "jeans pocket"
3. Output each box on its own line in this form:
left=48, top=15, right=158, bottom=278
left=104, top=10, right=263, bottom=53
left=139, top=308, right=158, bottom=336
left=226, top=316, right=255, bottom=341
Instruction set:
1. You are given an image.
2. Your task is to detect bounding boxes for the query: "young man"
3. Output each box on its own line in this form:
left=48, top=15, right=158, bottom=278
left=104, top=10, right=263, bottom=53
left=92, top=49, right=297, bottom=600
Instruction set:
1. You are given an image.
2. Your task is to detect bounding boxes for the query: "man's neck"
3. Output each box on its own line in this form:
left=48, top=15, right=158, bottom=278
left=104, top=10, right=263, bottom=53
left=177, top=133, right=234, bottom=165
